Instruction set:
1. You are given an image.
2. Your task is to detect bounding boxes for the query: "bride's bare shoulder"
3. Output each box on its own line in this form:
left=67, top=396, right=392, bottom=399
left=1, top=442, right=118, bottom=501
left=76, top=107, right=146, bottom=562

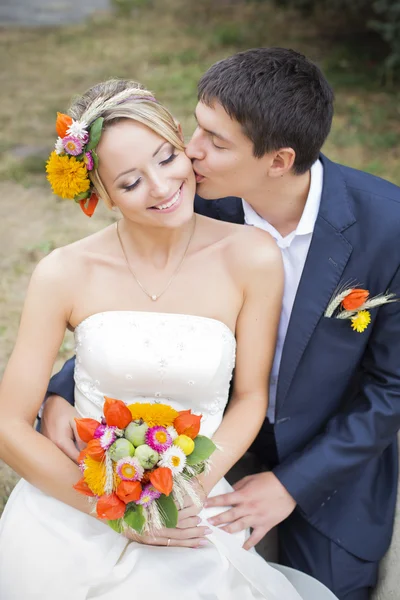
left=31, top=224, right=116, bottom=284
left=199, top=216, right=280, bottom=269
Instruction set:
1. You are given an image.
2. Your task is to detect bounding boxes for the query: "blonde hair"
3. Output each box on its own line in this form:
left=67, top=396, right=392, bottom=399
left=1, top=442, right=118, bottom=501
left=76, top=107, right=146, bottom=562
left=69, top=79, right=184, bottom=208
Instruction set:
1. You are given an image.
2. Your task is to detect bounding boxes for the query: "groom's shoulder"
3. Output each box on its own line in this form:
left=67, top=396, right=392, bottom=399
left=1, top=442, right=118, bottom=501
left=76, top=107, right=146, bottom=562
left=194, top=194, right=244, bottom=223
left=334, top=160, right=400, bottom=206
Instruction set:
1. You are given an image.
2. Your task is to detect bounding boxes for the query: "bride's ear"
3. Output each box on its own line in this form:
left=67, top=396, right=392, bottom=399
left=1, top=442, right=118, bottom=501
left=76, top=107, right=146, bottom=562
left=176, top=121, right=184, bottom=144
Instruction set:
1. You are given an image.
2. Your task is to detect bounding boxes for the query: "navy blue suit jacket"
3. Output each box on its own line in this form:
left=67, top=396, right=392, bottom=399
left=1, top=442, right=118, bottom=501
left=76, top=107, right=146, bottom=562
left=48, top=154, right=400, bottom=562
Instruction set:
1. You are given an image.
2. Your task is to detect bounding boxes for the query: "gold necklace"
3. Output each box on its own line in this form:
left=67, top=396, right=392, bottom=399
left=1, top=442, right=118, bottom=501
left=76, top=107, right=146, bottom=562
left=116, top=216, right=196, bottom=301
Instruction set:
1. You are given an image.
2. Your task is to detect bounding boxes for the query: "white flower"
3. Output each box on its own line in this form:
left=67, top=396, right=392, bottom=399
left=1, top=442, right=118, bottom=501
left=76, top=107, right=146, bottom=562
left=54, top=137, right=64, bottom=154
left=66, top=119, right=89, bottom=141
left=166, top=426, right=178, bottom=441
left=159, top=446, right=186, bottom=474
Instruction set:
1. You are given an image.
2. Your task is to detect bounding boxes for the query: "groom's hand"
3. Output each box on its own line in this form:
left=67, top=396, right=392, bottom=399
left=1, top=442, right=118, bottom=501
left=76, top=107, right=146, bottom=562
left=41, top=395, right=84, bottom=462
left=205, top=472, right=296, bottom=550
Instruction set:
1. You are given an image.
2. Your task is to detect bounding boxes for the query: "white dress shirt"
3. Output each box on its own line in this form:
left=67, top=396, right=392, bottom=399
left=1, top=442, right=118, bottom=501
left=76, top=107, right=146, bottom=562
left=242, top=160, right=323, bottom=422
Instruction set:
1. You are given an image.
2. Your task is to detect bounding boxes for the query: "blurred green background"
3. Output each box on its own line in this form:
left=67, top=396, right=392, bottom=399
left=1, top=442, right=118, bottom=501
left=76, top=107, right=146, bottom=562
left=0, top=0, right=399, bottom=511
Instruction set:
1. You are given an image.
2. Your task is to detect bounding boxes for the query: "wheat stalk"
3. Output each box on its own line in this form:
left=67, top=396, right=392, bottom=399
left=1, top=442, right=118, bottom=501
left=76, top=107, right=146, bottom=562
left=336, top=292, right=398, bottom=320
left=324, top=287, right=355, bottom=317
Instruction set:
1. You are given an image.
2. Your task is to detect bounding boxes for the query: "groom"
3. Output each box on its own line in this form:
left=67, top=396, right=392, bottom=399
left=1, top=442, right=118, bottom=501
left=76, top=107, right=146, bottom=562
left=41, top=48, right=400, bottom=600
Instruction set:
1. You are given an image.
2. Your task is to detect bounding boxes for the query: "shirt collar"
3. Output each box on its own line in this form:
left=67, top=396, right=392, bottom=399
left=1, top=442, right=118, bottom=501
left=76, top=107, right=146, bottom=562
left=242, top=159, right=323, bottom=238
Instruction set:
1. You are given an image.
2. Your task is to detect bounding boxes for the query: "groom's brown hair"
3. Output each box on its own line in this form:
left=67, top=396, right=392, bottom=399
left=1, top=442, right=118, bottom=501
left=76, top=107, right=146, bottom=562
left=198, top=47, right=334, bottom=174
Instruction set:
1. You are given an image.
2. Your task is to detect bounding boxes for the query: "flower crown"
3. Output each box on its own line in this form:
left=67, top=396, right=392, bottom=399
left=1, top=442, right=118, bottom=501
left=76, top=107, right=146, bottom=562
left=46, top=113, right=104, bottom=217
left=46, top=89, right=157, bottom=217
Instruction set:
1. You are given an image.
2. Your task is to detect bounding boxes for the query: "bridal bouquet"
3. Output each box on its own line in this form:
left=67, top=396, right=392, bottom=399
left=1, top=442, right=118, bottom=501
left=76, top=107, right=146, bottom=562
left=73, top=398, right=216, bottom=534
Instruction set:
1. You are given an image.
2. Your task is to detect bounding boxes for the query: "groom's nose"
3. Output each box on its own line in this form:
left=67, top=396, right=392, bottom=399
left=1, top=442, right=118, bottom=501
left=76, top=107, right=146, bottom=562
left=185, top=127, right=205, bottom=161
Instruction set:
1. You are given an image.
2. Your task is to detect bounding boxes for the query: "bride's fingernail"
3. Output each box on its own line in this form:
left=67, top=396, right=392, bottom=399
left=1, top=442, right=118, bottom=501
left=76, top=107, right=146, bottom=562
left=197, top=539, right=209, bottom=547
left=204, top=528, right=212, bottom=535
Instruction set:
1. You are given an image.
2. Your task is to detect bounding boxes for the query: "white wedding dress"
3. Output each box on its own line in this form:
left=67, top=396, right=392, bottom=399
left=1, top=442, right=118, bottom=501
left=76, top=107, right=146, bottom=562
left=0, top=311, right=326, bottom=599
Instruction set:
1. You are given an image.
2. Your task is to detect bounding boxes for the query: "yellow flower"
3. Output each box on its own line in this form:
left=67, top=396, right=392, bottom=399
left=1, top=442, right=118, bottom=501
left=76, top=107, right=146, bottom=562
left=127, top=403, right=178, bottom=428
left=46, top=151, right=90, bottom=200
left=83, top=456, right=121, bottom=496
left=351, top=310, right=371, bottom=333
left=83, top=456, right=106, bottom=496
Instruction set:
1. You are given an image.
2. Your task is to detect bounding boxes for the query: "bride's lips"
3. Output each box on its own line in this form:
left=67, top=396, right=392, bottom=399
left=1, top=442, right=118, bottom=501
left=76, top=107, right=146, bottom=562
left=148, top=184, right=183, bottom=214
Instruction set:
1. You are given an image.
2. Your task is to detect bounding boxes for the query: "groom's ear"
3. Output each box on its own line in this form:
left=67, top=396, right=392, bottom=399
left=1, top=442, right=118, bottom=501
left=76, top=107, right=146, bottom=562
left=268, top=148, right=296, bottom=178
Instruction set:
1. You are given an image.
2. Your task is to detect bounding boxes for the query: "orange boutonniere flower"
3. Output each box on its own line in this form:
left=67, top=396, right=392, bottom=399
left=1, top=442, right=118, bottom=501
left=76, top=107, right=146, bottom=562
left=103, top=397, right=133, bottom=429
left=325, top=285, right=397, bottom=333
left=341, top=289, right=369, bottom=311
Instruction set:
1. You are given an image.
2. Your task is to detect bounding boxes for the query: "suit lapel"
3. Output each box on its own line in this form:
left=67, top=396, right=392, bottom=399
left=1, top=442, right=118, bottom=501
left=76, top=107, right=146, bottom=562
left=276, top=156, right=356, bottom=409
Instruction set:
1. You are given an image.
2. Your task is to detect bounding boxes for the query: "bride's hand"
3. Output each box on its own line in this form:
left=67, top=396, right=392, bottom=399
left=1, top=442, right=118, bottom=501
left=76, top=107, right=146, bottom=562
left=123, top=517, right=212, bottom=549
left=123, top=482, right=210, bottom=549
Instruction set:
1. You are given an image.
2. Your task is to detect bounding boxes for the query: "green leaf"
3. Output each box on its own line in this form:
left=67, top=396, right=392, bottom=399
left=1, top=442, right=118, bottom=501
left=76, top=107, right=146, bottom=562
left=124, top=503, right=145, bottom=533
left=108, top=519, right=124, bottom=533
left=156, top=494, right=178, bottom=528
left=91, top=150, right=99, bottom=169
left=74, top=190, right=91, bottom=203
left=86, top=117, right=104, bottom=151
left=186, top=435, right=216, bottom=466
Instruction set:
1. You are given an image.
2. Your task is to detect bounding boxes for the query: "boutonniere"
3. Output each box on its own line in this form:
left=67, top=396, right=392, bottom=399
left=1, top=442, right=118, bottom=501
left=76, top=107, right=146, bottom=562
left=324, top=286, right=397, bottom=332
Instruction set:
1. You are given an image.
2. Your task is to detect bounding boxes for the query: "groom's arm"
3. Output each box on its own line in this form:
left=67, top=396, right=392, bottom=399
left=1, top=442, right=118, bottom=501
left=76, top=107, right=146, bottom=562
left=46, top=356, right=76, bottom=406
left=39, top=356, right=81, bottom=461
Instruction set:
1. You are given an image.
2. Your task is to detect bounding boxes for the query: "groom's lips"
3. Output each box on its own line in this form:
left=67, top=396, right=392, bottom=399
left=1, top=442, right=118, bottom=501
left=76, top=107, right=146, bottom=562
left=194, top=171, right=205, bottom=183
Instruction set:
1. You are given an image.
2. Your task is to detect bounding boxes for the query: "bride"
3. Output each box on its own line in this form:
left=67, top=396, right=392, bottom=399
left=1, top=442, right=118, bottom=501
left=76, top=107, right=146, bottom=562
left=0, top=79, right=305, bottom=599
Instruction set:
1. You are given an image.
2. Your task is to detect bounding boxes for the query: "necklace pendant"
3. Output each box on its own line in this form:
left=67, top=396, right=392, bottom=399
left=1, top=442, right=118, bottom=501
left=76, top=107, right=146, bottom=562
left=151, top=294, right=158, bottom=301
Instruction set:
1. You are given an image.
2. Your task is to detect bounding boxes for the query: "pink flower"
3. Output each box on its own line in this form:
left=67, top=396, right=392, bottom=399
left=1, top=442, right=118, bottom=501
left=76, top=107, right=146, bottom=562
left=84, top=151, right=94, bottom=171
left=99, top=426, right=117, bottom=450
left=94, top=424, right=106, bottom=438
left=116, top=457, right=144, bottom=481
left=137, top=484, right=161, bottom=507
left=62, top=135, right=83, bottom=156
left=145, top=426, right=172, bottom=453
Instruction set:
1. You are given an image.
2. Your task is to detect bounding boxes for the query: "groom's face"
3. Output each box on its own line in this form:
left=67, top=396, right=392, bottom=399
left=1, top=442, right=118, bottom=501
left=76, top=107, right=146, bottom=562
left=186, top=100, right=273, bottom=200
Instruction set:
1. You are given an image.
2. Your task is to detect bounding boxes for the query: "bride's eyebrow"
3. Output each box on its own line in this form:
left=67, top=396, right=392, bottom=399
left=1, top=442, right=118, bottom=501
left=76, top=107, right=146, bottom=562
left=113, top=142, right=170, bottom=183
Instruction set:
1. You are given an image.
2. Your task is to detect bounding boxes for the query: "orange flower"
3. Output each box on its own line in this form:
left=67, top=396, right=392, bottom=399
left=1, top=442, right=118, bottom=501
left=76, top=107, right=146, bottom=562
left=96, top=493, right=126, bottom=520
left=56, top=112, right=73, bottom=138
left=79, top=192, right=99, bottom=218
left=86, top=438, right=105, bottom=462
left=342, top=289, right=369, bottom=311
left=75, top=418, right=100, bottom=443
left=77, top=448, right=88, bottom=464
left=149, top=467, right=173, bottom=496
left=73, top=477, right=95, bottom=497
left=103, top=397, right=132, bottom=429
left=174, top=410, right=202, bottom=439
left=116, top=480, right=142, bottom=504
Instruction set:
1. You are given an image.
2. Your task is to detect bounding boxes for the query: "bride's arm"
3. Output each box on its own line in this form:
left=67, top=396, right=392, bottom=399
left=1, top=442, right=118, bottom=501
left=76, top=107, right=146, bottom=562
left=198, top=228, right=283, bottom=496
left=0, top=250, right=91, bottom=516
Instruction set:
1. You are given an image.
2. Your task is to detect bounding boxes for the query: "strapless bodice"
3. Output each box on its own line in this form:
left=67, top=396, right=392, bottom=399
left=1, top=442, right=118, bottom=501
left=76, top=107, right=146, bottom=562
left=74, top=311, right=236, bottom=438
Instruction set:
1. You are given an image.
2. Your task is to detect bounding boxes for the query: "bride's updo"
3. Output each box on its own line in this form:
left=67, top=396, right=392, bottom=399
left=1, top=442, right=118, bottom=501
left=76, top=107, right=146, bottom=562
left=69, top=79, right=184, bottom=208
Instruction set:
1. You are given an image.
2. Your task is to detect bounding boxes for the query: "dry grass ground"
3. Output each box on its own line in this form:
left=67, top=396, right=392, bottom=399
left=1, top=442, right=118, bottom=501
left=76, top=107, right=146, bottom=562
left=0, top=0, right=399, bottom=513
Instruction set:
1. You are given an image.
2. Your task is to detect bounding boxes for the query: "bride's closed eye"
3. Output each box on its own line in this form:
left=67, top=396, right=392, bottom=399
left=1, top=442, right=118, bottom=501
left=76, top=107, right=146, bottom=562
left=122, top=153, right=178, bottom=192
